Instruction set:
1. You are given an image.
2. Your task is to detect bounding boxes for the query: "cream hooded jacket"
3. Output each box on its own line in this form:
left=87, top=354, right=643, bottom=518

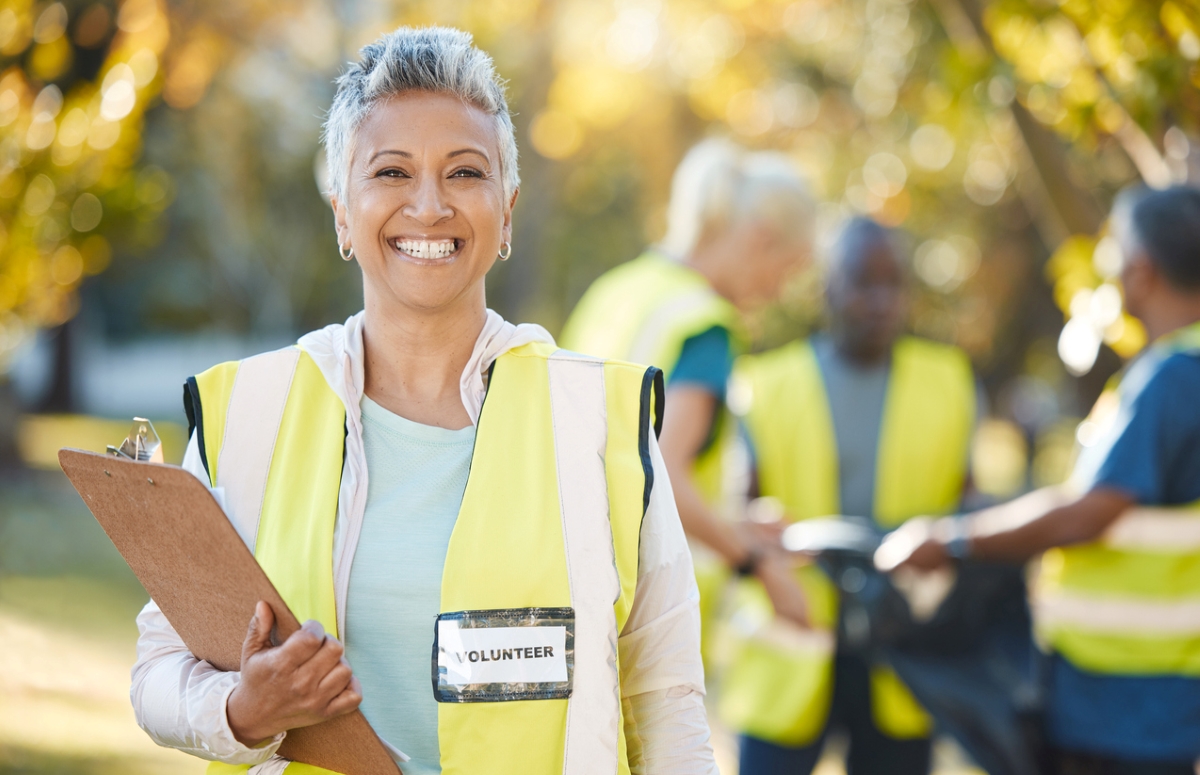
left=129, top=311, right=715, bottom=774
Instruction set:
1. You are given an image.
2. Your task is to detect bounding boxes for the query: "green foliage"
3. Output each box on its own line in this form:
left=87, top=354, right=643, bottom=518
left=0, top=0, right=175, bottom=363
left=3, top=0, right=1196, bottom=379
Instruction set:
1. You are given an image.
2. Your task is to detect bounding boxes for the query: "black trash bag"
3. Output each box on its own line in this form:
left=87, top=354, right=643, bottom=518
left=782, top=519, right=1048, bottom=775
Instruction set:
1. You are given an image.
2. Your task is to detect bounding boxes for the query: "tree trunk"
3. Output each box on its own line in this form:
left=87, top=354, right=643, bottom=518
left=930, top=0, right=1106, bottom=242
left=0, top=378, right=21, bottom=469
left=36, top=321, right=74, bottom=414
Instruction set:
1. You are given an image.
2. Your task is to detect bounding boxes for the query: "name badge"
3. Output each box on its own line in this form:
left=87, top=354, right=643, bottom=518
left=433, top=607, right=574, bottom=703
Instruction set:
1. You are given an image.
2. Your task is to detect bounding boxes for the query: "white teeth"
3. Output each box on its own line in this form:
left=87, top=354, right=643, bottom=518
left=394, top=239, right=457, bottom=259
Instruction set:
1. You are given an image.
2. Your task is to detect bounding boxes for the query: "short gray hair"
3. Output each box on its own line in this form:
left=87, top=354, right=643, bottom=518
left=660, top=138, right=815, bottom=258
left=323, top=26, right=519, bottom=203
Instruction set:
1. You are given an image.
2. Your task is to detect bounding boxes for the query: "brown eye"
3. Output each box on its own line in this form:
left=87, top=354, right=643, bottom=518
left=450, top=167, right=483, bottom=178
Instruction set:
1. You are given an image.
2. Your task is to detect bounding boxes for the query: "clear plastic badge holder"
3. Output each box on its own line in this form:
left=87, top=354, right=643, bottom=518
left=432, top=607, right=574, bottom=703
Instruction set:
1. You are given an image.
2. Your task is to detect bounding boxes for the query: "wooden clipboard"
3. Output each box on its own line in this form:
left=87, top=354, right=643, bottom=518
left=58, top=448, right=401, bottom=775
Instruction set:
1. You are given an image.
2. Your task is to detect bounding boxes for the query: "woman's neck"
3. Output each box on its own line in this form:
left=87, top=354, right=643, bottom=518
left=361, top=291, right=486, bottom=430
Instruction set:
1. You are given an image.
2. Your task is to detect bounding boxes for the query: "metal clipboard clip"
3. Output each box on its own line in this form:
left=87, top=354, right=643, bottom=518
left=107, top=417, right=164, bottom=463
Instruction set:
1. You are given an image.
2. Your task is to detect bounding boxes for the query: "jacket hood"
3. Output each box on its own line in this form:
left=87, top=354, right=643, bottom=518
left=296, top=309, right=555, bottom=427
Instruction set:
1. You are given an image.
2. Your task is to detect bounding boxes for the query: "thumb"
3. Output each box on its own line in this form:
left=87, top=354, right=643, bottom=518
left=241, top=601, right=275, bottom=666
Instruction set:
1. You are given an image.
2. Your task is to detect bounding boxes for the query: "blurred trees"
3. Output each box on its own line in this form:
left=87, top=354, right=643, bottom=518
left=0, top=0, right=1195, bottom=455
left=93, top=0, right=353, bottom=339
left=0, top=0, right=172, bottom=368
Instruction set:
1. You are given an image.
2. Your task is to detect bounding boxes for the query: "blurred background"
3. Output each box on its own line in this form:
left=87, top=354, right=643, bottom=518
left=0, top=0, right=1196, bottom=772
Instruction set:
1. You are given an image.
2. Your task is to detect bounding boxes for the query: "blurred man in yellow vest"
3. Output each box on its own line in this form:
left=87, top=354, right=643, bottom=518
left=725, top=217, right=976, bottom=775
left=561, top=139, right=818, bottom=656
left=880, top=187, right=1200, bottom=775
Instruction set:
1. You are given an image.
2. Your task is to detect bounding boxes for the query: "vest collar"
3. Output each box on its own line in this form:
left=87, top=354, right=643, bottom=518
left=296, top=309, right=555, bottom=428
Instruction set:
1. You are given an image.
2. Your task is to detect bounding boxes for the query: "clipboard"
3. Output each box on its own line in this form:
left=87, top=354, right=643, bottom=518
left=58, top=448, right=401, bottom=775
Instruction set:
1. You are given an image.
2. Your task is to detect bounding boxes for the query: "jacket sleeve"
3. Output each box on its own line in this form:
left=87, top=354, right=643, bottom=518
left=129, top=431, right=285, bottom=764
left=617, top=432, right=717, bottom=774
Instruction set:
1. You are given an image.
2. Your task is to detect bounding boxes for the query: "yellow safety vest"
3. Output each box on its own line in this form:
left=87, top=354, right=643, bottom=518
left=1035, top=321, right=1200, bottom=677
left=192, top=341, right=661, bottom=775
left=560, top=251, right=743, bottom=505
left=720, top=337, right=975, bottom=746
left=561, top=251, right=744, bottom=672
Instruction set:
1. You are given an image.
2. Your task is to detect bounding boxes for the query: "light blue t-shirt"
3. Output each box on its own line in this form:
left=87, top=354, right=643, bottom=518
left=344, top=396, right=475, bottom=775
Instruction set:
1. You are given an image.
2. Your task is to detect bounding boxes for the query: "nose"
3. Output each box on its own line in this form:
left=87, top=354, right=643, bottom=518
left=402, top=174, right=454, bottom=226
left=865, top=285, right=902, bottom=313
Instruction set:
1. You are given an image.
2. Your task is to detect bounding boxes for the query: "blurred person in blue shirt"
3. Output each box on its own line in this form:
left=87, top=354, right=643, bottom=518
left=879, top=185, right=1200, bottom=775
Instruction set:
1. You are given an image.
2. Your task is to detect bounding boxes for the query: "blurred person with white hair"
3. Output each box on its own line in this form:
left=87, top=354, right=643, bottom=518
left=129, top=26, right=716, bottom=775
left=561, top=139, right=819, bottom=659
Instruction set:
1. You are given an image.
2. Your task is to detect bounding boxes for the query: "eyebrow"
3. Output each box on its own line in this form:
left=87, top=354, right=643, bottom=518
left=367, top=148, right=491, bottom=164
left=447, top=148, right=490, bottom=161
left=369, top=150, right=411, bottom=163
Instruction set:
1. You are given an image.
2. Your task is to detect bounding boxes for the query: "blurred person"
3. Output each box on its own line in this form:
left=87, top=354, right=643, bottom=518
left=560, top=139, right=818, bottom=658
left=877, top=187, right=1200, bottom=775
left=726, top=217, right=977, bottom=775
left=130, top=27, right=716, bottom=775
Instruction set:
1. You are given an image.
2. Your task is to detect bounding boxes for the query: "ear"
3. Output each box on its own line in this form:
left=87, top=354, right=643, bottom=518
left=331, top=193, right=351, bottom=249
left=501, top=187, right=519, bottom=245
left=1121, top=250, right=1156, bottom=294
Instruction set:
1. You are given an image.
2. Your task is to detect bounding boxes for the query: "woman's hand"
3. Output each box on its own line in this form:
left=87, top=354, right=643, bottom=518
left=755, top=553, right=810, bottom=629
left=226, top=601, right=363, bottom=748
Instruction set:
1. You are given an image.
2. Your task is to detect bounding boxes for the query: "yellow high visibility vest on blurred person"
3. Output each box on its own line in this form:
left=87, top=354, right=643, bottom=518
left=1036, top=321, right=1200, bottom=679
left=560, top=251, right=744, bottom=669
left=720, top=337, right=975, bottom=746
left=194, top=342, right=661, bottom=775
left=561, top=251, right=743, bottom=505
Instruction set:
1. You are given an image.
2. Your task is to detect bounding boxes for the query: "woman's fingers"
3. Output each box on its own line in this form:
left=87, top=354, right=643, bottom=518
left=324, top=680, right=363, bottom=718
left=315, top=660, right=354, bottom=700
left=274, top=620, right=328, bottom=668
left=229, top=615, right=361, bottom=739
left=295, top=634, right=346, bottom=687
left=240, top=601, right=275, bottom=667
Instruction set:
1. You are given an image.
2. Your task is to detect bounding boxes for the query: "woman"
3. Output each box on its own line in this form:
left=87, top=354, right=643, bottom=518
left=131, top=27, right=715, bottom=775
left=560, top=140, right=817, bottom=660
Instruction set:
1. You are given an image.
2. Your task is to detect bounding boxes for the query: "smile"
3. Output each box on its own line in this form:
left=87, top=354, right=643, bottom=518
left=391, top=238, right=462, bottom=264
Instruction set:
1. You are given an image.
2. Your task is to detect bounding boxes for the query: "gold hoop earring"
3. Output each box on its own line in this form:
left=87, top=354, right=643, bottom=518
left=498, top=242, right=512, bottom=261
left=339, top=243, right=354, bottom=261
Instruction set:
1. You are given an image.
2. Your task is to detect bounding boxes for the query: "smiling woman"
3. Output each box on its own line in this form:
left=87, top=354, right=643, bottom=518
left=128, top=26, right=716, bottom=775
left=332, top=90, right=514, bottom=376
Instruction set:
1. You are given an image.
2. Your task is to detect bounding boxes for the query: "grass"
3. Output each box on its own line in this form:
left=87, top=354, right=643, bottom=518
left=0, top=470, right=982, bottom=775
left=0, top=470, right=206, bottom=775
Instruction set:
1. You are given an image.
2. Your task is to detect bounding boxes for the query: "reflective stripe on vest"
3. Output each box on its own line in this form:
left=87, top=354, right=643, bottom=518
left=1036, top=505, right=1200, bottom=676
left=189, top=347, right=343, bottom=637
left=561, top=251, right=743, bottom=508
left=1035, top=321, right=1200, bottom=678
left=1102, top=507, right=1200, bottom=552
left=720, top=336, right=974, bottom=745
left=192, top=343, right=658, bottom=775
left=561, top=252, right=741, bottom=382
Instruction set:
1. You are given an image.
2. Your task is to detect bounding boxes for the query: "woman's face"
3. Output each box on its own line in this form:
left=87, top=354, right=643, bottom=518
left=719, top=221, right=812, bottom=311
left=332, top=91, right=516, bottom=314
